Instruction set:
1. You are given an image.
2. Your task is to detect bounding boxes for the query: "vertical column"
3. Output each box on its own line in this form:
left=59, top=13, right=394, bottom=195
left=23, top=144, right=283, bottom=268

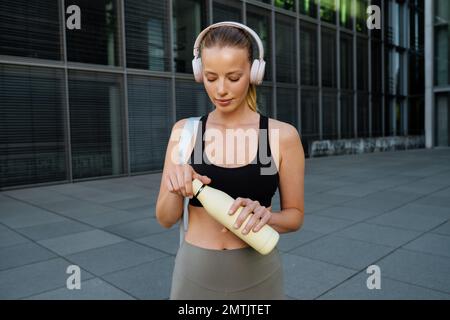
left=169, top=0, right=176, bottom=123
left=271, top=4, right=277, bottom=119
left=353, top=0, right=358, bottom=138
left=318, top=0, right=323, bottom=139
left=424, top=0, right=434, bottom=148
left=336, top=0, right=341, bottom=139
left=297, top=0, right=302, bottom=132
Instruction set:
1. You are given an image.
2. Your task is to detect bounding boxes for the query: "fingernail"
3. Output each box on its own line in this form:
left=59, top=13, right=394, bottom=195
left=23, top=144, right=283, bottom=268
left=233, top=223, right=239, bottom=229
left=242, top=229, right=248, bottom=234
left=228, top=210, right=233, bottom=215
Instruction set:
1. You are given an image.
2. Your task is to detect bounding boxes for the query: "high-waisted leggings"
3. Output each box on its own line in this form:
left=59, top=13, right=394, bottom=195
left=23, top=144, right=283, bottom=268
left=170, top=240, right=285, bottom=300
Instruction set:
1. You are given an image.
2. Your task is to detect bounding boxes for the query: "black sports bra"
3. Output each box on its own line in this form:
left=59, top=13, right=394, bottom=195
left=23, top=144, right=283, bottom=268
left=188, top=112, right=279, bottom=208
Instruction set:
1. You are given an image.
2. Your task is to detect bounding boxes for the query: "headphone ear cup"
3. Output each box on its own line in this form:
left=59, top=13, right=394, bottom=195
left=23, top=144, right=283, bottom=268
left=256, top=60, right=265, bottom=85
left=192, top=57, right=203, bottom=83
left=250, top=59, right=265, bottom=85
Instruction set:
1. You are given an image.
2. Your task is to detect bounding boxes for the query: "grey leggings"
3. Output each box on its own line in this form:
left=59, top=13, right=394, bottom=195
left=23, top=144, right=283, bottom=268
left=170, top=240, right=285, bottom=300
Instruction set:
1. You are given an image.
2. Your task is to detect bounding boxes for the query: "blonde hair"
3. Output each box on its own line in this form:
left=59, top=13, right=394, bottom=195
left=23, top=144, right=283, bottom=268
left=201, top=26, right=259, bottom=113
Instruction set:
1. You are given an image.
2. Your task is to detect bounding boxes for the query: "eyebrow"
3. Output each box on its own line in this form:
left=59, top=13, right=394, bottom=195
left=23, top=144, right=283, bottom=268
left=204, top=70, right=243, bottom=75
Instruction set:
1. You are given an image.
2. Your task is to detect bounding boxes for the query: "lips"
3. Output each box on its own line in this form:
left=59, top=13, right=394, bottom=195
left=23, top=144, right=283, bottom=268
left=216, top=99, right=232, bottom=102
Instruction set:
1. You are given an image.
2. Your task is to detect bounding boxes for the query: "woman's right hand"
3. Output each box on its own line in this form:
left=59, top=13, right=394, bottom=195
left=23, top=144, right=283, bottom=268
left=165, top=164, right=211, bottom=199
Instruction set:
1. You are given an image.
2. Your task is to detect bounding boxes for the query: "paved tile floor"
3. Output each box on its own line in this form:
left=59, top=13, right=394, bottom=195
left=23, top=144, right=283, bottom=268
left=1, top=148, right=450, bottom=299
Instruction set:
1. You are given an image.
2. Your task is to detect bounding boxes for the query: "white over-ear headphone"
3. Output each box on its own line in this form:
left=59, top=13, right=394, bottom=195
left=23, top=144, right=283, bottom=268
left=192, top=21, right=266, bottom=85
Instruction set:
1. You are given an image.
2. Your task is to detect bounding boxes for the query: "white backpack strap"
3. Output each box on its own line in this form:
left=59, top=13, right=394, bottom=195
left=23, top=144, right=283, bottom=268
left=178, top=116, right=201, bottom=246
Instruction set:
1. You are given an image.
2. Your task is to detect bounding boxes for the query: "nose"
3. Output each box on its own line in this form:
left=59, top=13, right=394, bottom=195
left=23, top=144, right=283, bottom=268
left=216, top=78, right=227, bottom=96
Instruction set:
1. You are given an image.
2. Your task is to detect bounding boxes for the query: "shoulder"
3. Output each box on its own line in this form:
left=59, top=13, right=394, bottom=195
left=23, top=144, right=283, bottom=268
left=267, top=117, right=301, bottom=144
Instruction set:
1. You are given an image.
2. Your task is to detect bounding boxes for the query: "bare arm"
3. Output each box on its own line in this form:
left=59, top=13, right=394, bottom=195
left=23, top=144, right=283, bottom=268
left=268, top=123, right=305, bottom=233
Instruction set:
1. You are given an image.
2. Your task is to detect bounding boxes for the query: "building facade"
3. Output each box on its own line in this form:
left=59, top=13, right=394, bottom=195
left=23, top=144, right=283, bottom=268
left=0, top=0, right=433, bottom=190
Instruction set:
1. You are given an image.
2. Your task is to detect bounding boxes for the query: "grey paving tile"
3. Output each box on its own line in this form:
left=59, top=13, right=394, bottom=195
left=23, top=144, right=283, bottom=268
left=390, top=183, right=450, bottom=196
left=136, top=229, right=180, bottom=255
left=38, top=230, right=125, bottom=256
left=102, top=256, right=174, bottom=299
left=314, top=206, right=382, bottom=222
left=3, top=189, right=75, bottom=206
left=305, top=193, right=359, bottom=206
left=74, top=208, right=150, bottom=228
left=102, top=196, right=154, bottom=210
left=0, top=207, right=66, bottom=229
left=326, top=184, right=386, bottom=197
left=387, top=203, right=450, bottom=220
left=414, top=195, right=450, bottom=209
left=104, top=218, right=166, bottom=239
left=66, top=241, right=168, bottom=276
left=281, top=253, right=356, bottom=299
left=318, top=271, right=450, bottom=300
left=335, top=223, right=421, bottom=247
left=39, top=199, right=112, bottom=218
left=403, top=233, right=450, bottom=258
left=0, top=224, right=29, bottom=248
left=16, top=220, right=93, bottom=241
left=304, top=201, right=333, bottom=213
left=367, top=210, right=447, bottom=232
left=125, top=205, right=156, bottom=218
left=278, top=229, right=325, bottom=252
left=377, top=249, right=450, bottom=294
left=433, top=221, right=450, bottom=236
left=290, top=235, right=394, bottom=270
left=26, top=278, right=135, bottom=300
left=0, top=242, right=57, bottom=271
left=0, top=258, right=95, bottom=299
left=300, top=215, right=355, bottom=234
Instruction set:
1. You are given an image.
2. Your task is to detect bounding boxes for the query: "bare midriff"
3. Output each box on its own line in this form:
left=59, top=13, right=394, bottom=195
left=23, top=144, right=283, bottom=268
left=184, top=204, right=272, bottom=250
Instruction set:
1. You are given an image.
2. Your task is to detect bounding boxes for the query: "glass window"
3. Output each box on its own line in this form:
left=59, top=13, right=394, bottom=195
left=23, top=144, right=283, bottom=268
left=339, top=0, right=353, bottom=30
left=435, top=93, right=450, bottom=146
left=247, top=5, right=272, bottom=82
left=274, top=0, right=296, bottom=12
left=125, top=0, right=170, bottom=71
left=340, top=33, right=353, bottom=90
left=434, top=0, right=450, bottom=86
left=408, top=97, right=424, bottom=136
left=408, top=53, right=424, bottom=95
left=173, top=0, right=207, bottom=73
left=371, top=39, right=383, bottom=93
left=370, top=0, right=382, bottom=39
left=320, top=0, right=337, bottom=24
left=276, top=87, right=298, bottom=129
left=257, top=86, right=273, bottom=118
left=394, top=98, right=406, bottom=136
left=357, top=37, right=369, bottom=91
left=175, top=80, right=212, bottom=120
left=371, top=94, right=383, bottom=137
left=357, top=92, right=369, bottom=137
left=340, top=93, right=354, bottom=139
left=301, top=89, right=319, bottom=156
left=68, top=70, right=125, bottom=179
left=300, top=22, right=318, bottom=86
left=0, top=65, right=67, bottom=188
left=213, top=0, right=242, bottom=23
left=66, top=0, right=121, bottom=66
left=299, top=0, right=317, bottom=18
left=321, top=28, right=337, bottom=88
left=356, top=0, right=368, bottom=33
left=276, top=14, right=297, bottom=83
left=128, top=76, right=172, bottom=173
left=322, top=91, right=338, bottom=139
left=0, top=0, right=61, bottom=60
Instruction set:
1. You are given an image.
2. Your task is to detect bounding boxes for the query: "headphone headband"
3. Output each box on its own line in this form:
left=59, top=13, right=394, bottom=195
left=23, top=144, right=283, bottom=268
left=192, top=21, right=264, bottom=60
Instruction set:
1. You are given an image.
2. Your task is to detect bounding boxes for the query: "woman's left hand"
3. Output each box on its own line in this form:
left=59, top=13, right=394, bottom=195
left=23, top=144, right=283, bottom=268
left=227, top=197, right=272, bottom=234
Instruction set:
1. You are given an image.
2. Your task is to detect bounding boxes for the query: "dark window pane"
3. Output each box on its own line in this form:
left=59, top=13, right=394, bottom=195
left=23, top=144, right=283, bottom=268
left=0, top=65, right=67, bottom=188
left=340, top=33, right=353, bottom=90
left=357, top=92, right=369, bottom=137
left=356, top=0, right=368, bottom=33
left=357, top=37, right=369, bottom=91
left=125, top=0, right=170, bottom=71
left=213, top=0, right=242, bottom=23
left=257, top=86, right=273, bottom=118
left=276, top=87, right=298, bottom=128
left=339, top=0, right=353, bottom=30
left=371, top=39, right=383, bottom=93
left=372, top=94, right=383, bottom=137
left=274, top=0, right=296, bottom=12
left=435, top=93, right=450, bottom=146
left=300, top=22, right=318, bottom=86
left=66, top=0, right=121, bottom=66
left=434, top=0, right=450, bottom=86
left=0, top=0, right=61, bottom=60
left=301, top=89, right=319, bottom=156
left=128, top=76, right=172, bottom=172
left=321, top=28, right=337, bottom=88
left=370, top=0, right=382, bottom=39
left=68, top=70, right=125, bottom=179
left=299, top=0, right=317, bottom=18
left=247, top=5, right=272, bottom=82
left=340, top=92, right=354, bottom=139
left=320, top=0, right=336, bottom=24
left=173, top=0, right=207, bottom=73
left=276, top=14, right=297, bottom=83
left=175, top=80, right=212, bottom=120
left=408, top=53, right=424, bottom=95
left=408, top=97, right=424, bottom=136
left=322, top=91, right=338, bottom=139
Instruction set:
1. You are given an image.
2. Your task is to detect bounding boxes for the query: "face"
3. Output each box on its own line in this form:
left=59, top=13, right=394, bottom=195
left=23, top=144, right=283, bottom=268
left=201, top=46, right=251, bottom=113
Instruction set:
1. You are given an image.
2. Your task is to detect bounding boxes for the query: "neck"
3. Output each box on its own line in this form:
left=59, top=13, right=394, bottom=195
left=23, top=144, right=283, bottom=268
left=210, top=105, right=258, bottom=128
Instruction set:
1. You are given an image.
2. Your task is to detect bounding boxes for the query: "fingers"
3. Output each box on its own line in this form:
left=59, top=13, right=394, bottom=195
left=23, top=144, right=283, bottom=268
left=232, top=199, right=260, bottom=233
left=253, top=211, right=271, bottom=232
left=243, top=206, right=266, bottom=234
left=183, top=165, right=193, bottom=198
left=192, top=171, right=211, bottom=185
left=175, top=165, right=187, bottom=197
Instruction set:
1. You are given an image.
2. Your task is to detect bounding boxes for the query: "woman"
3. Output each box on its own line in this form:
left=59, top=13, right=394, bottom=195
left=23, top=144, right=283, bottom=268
left=156, top=22, right=305, bottom=300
